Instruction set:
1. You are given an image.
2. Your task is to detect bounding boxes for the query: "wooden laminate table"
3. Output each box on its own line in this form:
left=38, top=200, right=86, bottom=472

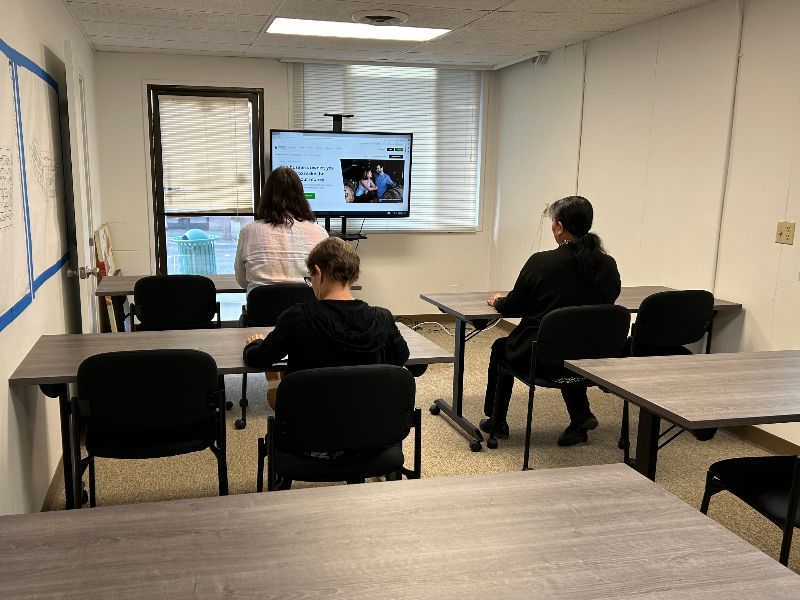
left=95, top=274, right=362, bottom=330
left=9, top=324, right=452, bottom=509
left=419, top=287, right=741, bottom=451
left=2, top=464, right=798, bottom=599
left=566, top=350, right=800, bottom=480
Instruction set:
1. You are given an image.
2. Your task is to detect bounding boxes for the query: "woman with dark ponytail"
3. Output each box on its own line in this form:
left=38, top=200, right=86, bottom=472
left=482, top=196, right=621, bottom=446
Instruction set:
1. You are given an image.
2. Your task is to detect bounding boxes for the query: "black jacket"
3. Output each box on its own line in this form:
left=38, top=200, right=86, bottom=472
left=495, top=243, right=621, bottom=365
left=243, top=299, right=410, bottom=373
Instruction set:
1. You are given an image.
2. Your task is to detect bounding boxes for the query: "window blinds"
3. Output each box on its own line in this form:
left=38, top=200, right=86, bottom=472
left=291, top=63, right=483, bottom=232
left=159, top=94, right=254, bottom=214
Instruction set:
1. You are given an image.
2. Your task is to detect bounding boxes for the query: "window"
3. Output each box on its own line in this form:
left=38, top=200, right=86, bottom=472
left=291, top=63, right=483, bottom=232
left=147, top=86, right=265, bottom=274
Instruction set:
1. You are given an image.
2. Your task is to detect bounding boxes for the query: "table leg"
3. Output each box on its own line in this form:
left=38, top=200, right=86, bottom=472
left=430, top=318, right=484, bottom=451
left=112, top=296, right=127, bottom=332
left=632, top=408, right=660, bottom=481
left=41, top=384, right=77, bottom=509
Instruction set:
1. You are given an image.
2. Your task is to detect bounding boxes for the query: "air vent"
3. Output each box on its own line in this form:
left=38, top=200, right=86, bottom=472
left=531, top=51, right=550, bottom=66
left=352, top=10, right=409, bottom=26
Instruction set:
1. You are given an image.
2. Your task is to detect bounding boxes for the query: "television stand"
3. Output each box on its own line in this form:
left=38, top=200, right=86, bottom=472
left=324, top=217, right=367, bottom=242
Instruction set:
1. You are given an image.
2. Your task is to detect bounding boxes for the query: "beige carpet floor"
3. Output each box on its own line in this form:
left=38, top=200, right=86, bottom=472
left=49, top=322, right=799, bottom=572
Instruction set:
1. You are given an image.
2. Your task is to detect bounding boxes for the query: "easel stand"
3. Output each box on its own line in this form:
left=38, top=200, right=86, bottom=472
left=323, top=112, right=367, bottom=242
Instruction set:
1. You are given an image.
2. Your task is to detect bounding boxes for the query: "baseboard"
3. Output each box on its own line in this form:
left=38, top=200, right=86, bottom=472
left=726, top=425, right=800, bottom=456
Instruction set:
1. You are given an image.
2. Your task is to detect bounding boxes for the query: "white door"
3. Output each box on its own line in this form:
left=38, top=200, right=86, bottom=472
left=63, top=41, right=98, bottom=333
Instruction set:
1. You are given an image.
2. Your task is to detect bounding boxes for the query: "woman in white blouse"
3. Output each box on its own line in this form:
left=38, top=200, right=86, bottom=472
left=235, top=167, right=328, bottom=293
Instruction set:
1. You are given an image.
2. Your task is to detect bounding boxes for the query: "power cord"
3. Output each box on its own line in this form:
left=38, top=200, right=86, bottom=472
left=354, top=218, right=365, bottom=250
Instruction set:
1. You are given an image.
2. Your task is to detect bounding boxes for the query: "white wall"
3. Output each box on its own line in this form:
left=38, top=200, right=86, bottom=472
left=714, top=0, right=800, bottom=442
left=0, top=0, right=100, bottom=515
left=94, top=52, right=495, bottom=315
left=579, top=0, right=741, bottom=290
left=493, top=0, right=800, bottom=446
left=489, top=45, right=584, bottom=291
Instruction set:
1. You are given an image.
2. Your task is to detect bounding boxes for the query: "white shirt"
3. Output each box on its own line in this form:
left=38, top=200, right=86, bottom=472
left=234, top=220, right=328, bottom=293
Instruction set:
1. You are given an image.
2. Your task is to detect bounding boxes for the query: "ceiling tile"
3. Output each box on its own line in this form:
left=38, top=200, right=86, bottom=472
left=68, top=0, right=282, bottom=15
left=498, top=0, right=708, bottom=14
left=320, top=0, right=508, bottom=8
left=466, top=10, right=645, bottom=30
left=88, top=36, right=250, bottom=53
left=275, top=0, right=489, bottom=29
left=81, top=22, right=260, bottom=44
left=439, top=28, right=603, bottom=46
left=68, top=1, right=265, bottom=32
left=93, top=46, right=248, bottom=57
left=253, top=34, right=418, bottom=53
left=416, top=41, right=549, bottom=56
left=246, top=46, right=400, bottom=61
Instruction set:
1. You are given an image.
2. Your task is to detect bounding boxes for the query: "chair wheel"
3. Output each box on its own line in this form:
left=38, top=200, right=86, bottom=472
left=469, top=440, right=482, bottom=452
left=487, top=436, right=498, bottom=450
left=617, top=437, right=628, bottom=450
left=234, top=418, right=246, bottom=430
left=429, top=404, right=440, bottom=415
left=225, top=400, right=233, bottom=410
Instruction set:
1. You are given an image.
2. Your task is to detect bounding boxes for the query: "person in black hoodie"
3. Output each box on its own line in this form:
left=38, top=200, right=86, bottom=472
left=242, top=236, right=409, bottom=405
left=482, top=196, right=621, bottom=446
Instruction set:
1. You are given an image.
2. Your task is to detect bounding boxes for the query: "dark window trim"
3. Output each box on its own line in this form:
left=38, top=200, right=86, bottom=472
left=147, top=85, right=265, bottom=274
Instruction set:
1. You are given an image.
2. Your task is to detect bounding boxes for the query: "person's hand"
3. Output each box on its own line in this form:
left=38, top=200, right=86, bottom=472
left=487, top=293, right=505, bottom=307
left=245, top=333, right=265, bottom=346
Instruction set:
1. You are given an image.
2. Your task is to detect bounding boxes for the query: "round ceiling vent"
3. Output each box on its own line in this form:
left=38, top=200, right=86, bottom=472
left=351, top=10, right=409, bottom=26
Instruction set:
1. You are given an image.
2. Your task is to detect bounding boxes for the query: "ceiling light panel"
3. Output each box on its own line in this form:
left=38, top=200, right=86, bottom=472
left=267, top=18, right=448, bottom=42
left=275, top=0, right=487, bottom=30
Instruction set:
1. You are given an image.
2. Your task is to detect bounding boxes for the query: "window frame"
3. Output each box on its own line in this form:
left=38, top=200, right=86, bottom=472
left=147, top=84, right=265, bottom=274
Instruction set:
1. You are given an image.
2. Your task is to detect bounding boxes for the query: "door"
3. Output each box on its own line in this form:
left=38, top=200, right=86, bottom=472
left=62, top=41, right=97, bottom=333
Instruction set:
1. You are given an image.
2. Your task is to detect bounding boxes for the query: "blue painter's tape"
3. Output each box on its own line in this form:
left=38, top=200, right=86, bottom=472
left=11, top=63, right=35, bottom=297
left=0, top=37, right=57, bottom=91
left=33, top=253, right=70, bottom=293
left=0, top=294, right=33, bottom=333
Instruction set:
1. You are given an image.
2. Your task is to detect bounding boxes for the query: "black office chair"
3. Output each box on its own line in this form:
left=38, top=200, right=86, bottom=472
left=700, top=455, right=800, bottom=565
left=236, top=283, right=316, bottom=430
left=72, top=349, right=228, bottom=507
left=256, top=365, right=421, bottom=491
left=487, top=304, right=631, bottom=470
left=129, top=275, right=220, bottom=331
left=619, top=290, right=715, bottom=461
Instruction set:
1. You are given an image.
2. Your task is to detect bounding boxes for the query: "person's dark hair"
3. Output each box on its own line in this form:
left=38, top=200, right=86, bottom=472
left=549, top=196, right=607, bottom=281
left=306, top=237, right=360, bottom=286
left=255, top=166, right=316, bottom=226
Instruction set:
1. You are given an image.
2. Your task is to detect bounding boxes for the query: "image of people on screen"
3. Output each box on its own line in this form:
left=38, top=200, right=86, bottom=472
left=341, top=159, right=405, bottom=203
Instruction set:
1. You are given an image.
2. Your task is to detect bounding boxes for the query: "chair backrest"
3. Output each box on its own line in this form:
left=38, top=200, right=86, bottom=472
left=274, top=365, right=416, bottom=454
left=77, top=350, right=219, bottom=449
left=632, top=290, right=714, bottom=352
left=535, top=304, right=631, bottom=370
left=133, top=275, right=217, bottom=329
left=245, top=283, right=316, bottom=327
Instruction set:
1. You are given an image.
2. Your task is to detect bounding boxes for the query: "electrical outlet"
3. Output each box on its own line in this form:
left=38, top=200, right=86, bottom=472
left=776, top=220, right=796, bottom=245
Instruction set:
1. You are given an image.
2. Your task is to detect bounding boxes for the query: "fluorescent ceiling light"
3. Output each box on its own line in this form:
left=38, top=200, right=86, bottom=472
left=267, top=18, right=449, bottom=42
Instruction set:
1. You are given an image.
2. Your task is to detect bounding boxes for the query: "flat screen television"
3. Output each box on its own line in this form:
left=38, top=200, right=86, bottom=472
left=270, top=129, right=412, bottom=218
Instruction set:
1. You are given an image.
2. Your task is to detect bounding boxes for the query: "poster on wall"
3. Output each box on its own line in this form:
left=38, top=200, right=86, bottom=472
left=16, top=64, right=66, bottom=288
left=0, top=57, right=31, bottom=320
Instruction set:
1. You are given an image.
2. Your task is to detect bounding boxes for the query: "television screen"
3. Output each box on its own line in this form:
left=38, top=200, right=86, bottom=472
left=270, top=130, right=412, bottom=218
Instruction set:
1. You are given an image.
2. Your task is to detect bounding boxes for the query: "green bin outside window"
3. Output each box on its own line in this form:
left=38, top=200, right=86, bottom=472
left=171, top=228, right=219, bottom=275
